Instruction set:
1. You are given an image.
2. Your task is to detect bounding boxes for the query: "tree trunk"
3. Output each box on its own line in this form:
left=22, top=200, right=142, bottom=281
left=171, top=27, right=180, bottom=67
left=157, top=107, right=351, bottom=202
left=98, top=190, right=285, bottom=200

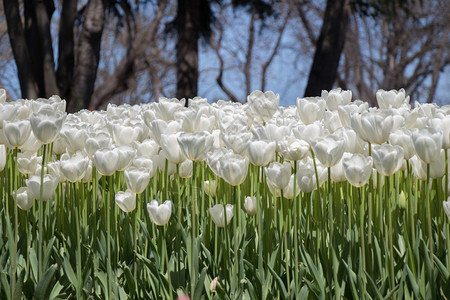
left=24, top=0, right=45, bottom=97
left=176, top=0, right=200, bottom=105
left=33, top=0, right=59, bottom=96
left=304, top=0, right=350, bottom=97
left=57, top=0, right=77, bottom=100
left=71, top=0, right=105, bottom=112
left=3, top=0, right=38, bottom=99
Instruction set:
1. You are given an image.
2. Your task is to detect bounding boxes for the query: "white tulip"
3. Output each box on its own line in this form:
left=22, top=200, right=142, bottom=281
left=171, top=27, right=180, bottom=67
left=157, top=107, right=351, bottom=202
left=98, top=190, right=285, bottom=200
left=147, top=200, right=172, bottom=226
left=209, top=204, right=234, bottom=227
left=115, top=190, right=136, bottom=212
left=244, top=196, right=257, bottom=216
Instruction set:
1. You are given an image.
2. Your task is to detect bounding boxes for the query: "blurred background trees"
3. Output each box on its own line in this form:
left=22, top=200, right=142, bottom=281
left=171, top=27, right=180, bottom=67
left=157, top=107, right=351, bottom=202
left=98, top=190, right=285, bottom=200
left=1, top=0, right=449, bottom=111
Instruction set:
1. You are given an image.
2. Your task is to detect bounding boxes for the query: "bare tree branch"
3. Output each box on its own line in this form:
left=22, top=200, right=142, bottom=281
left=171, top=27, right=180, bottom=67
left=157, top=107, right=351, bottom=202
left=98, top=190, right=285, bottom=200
left=211, top=29, right=241, bottom=103
left=244, top=10, right=255, bottom=96
left=90, top=0, right=168, bottom=109
left=261, top=11, right=289, bottom=91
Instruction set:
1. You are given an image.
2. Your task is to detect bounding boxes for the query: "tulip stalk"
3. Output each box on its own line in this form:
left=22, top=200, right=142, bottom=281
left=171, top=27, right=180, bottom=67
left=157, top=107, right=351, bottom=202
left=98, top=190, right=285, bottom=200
left=292, top=161, right=299, bottom=295
left=38, top=143, right=47, bottom=282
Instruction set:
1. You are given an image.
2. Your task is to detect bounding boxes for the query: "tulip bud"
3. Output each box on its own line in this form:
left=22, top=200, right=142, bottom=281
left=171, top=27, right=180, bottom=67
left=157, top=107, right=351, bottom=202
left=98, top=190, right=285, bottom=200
left=210, top=277, right=218, bottom=292
left=115, top=190, right=137, bottom=212
left=204, top=180, right=217, bottom=198
left=26, top=174, right=59, bottom=201
left=244, top=196, right=257, bottom=216
left=209, top=204, right=234, bottom=227
left=411, top=127, right=443, bottom=164
left=443, top=198, right=450, bottom=220
left=13, top=187, right=33, bottom=210
left=147, top=200, right=172, bottom=226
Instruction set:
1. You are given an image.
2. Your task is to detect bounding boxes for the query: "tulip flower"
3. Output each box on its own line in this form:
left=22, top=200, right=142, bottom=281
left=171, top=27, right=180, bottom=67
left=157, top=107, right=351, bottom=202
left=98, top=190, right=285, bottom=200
left=17, top=152, right=39, bottom=175
left=428, top=117, right=450, bottom=149
left=13, top=187, right=33, bottom=210
left=115, top=145, right=136, bottom=171
left=2, top=119, right=31, bottom=148
left=0, top=103, right=19, bottom=128
left=0, top=145, right=5, bottom=172
left=59, top=152, right=90, bottom=182
left=443, top=197, right=450, bottom=220
left=115, top=190, right=137, bottom=212
left=218, top=152, right=249, bottom=186
left=154, top=152, right=177, bottom=176
left=206, top=148, right=232, bottom=177
left=282, top=174, right=301, bottom=199
left=59, top=124, right=88, bottom=153
left=178, top=159, right=193, bottom=178
left=92, top=147, right=121, bottom=176
left=311, top=134, right=345, bottom=167
left=252, top=124, right=289, bottom=150
left=323, top=111, right=343, bottom=133
left=124, top=166, right=151, bottom=194
left=110, top=121, right=148, bottom=146
left=27, top=174, right=59, bottom=201
left=247, top=140, right=276, bottom=166
left=20, top=131, right=42, bottom=153
left=278, top=136, right=310, bottom=161
left=246, top=90, right=279, bottom=122
left=244, top=197, right=257, bottom=216
left=376, top=89, right=409, bottom=109
left=29, top=107, right=66, bottom=144
left=411, top=127, right=443, bottom=164
left=331, top=152, right=352, bottom=182
left=342, top=154, right=373, bottom=187
left=351, top=110, right=393, bottom=144
left=147, top=200, right=172, bottom=226
left=160, top=133, right=187, bottom=164
left=264, top=162, right=291, bottom=190
left=389, top=128, right=416, bottom=160
left=296, top=159, right=327, bottom=193
left=147, top=119, right=181, bottom=146
left=175, top=109, right=203, bottom=132
left=296, top=97, right=326, bottom=124
left=153, top=97, right=185, bottom=121
left=410, top=151, right=445, bottom=180
left=337, top=100, right=369, bottom=127
left=204, top=180, right=217, bottom=198
left=177, top=131, right=214, bottom=161
left=133, top=139, right=160, bottom=158
left=222, top=132, right=251, bottom=155
left=333, top=127, right=366, bottom=154
left=321, top=88, right=352, bottom=111
left=371, top=144, right=404, bottom=176
left=85, top=132, right=113, bottom=158
left=292, top=122, right=326, bottom=145
left=209, top=204, right=234, bottom=227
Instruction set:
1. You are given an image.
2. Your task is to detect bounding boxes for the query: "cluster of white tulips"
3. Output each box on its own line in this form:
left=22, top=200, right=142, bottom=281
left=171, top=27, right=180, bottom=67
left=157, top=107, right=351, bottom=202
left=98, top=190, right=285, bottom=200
left=1, top=87, right=449, bottom=298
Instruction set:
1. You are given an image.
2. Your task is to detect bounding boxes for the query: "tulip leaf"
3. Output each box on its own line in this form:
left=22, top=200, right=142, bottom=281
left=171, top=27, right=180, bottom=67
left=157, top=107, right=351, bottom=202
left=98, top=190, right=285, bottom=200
left=33, top=264, right=57, bottom=300
left=193, top=267, right=207, bottom=299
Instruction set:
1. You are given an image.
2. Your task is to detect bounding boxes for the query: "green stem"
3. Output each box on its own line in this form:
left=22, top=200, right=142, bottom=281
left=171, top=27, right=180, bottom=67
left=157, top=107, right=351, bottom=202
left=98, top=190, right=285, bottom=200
left=107, top=175, right=113, bottom=299
left=425, top=164, right=433, bottom=264
left=38, top=143, right=47, bottom=281
left=75, top=182, right=82, bottom=299
left=385, top=175, right=395, bottom=290
left=293, top=161, right=299, bottom=295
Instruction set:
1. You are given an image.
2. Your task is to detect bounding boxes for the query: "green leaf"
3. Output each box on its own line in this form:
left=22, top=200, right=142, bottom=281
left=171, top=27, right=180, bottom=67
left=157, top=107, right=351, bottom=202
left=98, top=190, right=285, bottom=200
left=62, top=256, right=78, bottom=288
left=48, top=282, right=64, bottom=300
left=267, top=263, right=288, bottom=299
left=193, top=267, right=207, bottom=299
left=123, top=266, right=136, bottom=296
left=12, top=269, right=25, bottom=300
left=33, top=264, right=57, bottom=300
